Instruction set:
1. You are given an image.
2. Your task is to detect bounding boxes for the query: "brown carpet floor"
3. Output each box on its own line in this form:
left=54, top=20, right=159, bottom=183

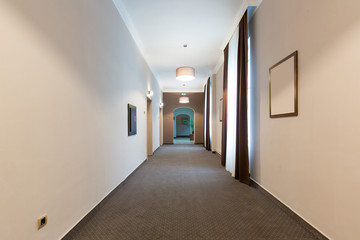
left=63, top=144, right=318, bottom=240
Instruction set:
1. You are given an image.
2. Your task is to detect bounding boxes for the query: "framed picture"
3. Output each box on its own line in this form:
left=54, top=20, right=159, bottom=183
left=219, top=98, right=223, bottom=122
left=128, top=104, right=137, bottom=136
left=269, top=51, right=298, bottom=118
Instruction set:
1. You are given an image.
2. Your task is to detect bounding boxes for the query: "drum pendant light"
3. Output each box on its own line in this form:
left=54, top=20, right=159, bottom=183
left=176, top=67, right=195, bottom=81
left=176, top=44, right=195, bottom=81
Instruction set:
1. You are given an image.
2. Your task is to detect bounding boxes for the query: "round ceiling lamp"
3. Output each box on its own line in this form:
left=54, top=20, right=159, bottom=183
left=179, top=96, right=189, bottom=103
left=176, top=44, right=195, bottom=81
left=176, top=67, right=195, bottom=81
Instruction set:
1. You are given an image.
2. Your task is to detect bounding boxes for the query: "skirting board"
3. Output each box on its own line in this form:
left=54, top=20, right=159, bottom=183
left=212, top=151, right=221, bottom=157
left=250, top=178, right=329, bottom=240
left=61, top=159, right=147, bottom=239
left=211, top=150, right=221, bottom=158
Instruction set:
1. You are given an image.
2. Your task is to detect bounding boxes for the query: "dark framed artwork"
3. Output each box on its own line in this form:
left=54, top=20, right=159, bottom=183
left=219, top=98, right=223, bottom=122
left=128, top=104, right=137, bottom=136
left=269, top=51, right=298, bottom=118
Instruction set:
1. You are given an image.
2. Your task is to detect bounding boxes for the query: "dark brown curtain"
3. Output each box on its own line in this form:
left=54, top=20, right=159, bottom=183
left=205, top=78, right=211, bottom=150
left=235, top=11, right=249, bottom=185
left=221, top=45, right=229, bottom=166
left=203, top=85, right=206, bottom=147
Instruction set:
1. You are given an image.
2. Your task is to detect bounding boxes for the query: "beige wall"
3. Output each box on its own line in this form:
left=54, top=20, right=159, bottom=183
left=250, top=0, right=360, bottom=239
left=0, top=1, right=161, bottom=239
left=163, top=93, right=204, bottom=144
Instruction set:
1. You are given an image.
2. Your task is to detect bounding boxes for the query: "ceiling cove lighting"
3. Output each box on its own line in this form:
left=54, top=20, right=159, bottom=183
left=179, top=96, right=189, bottom=104
left=176, top=67, right=195, bottom=81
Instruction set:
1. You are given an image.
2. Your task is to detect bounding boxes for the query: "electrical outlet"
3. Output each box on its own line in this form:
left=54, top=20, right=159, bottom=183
left=37, top=216, right=47, bottom=230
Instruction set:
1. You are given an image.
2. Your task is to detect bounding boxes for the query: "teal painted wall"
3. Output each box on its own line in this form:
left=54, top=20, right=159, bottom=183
left=173, top=108, right=194, bottom=137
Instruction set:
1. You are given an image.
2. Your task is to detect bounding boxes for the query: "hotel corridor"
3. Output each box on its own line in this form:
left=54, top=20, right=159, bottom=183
left=64, top=145, right=318, bottom=240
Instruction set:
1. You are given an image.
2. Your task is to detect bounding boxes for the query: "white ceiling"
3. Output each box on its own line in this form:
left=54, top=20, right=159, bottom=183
left=113, top=0, right=260, bottom=92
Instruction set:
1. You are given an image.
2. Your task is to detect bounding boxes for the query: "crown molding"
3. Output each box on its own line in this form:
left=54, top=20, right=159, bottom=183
left=112, top=0, right=161, bottom=88
left=212, top=54, right=225, bottom=75
left=219, top=0, right=262, bottom=51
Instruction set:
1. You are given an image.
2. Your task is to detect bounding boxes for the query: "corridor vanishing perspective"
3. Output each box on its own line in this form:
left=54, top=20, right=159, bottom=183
left=64, top=145, right=317, bottom=240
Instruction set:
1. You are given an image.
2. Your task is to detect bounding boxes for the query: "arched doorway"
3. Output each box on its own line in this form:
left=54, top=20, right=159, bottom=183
left=173, top=108, right=195, bottom=144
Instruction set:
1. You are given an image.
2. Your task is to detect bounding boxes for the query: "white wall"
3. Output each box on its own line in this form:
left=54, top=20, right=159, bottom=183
left=0, top=1, right=161, bottom=240
left=150, top=83, right=162, bottom=152
left=250, top=0, right=360, bottom=239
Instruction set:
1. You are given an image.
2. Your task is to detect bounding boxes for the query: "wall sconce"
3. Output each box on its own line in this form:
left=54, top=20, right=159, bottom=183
left=146, top=90, right=154, bottom=99
left=159, top=102, right=164, bottom=108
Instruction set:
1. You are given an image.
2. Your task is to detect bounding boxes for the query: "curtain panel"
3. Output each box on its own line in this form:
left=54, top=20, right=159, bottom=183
left=203, top=85, right=207, bottom=147
left=221, top=11, right=249, bottom=184
left=225, top=25, right=239, bottom=176
left=235, top=11, right=249, bottom=184
left=205, top=78, right=211, bottom=150
left=221, top=45, right=229, bottom=166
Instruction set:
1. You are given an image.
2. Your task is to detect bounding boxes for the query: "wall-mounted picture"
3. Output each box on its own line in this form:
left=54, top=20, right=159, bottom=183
left=269, top=51, right=298, bottom=118
left=219, top=98, right=223, bottom=122
left=128, top=104, right=137, bottom=136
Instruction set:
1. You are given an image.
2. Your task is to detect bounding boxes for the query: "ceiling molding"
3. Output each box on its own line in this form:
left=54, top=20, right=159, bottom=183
left=112, top=0, right=161, bottom=88
left=112, top=0, right=145, bottom=60
left=212, top=54, right=225, bottom=75
left=219, top=0, right=262, bottom=51
left=219, top=1, right=248, bottom=51
left=247, top=0, right=263, bottom=7
left=162, top=88, right=205, bottom=93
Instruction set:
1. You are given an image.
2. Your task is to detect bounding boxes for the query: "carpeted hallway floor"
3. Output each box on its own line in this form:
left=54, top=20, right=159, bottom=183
left=63, top=144, right=319, bottom=240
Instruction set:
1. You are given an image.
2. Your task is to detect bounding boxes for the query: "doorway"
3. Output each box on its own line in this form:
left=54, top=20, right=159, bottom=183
left=147, top=98, right=153, bottom=156
left=173, top=108, right=195, bottom=144
left=159, top=107, right=163, bottom=146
